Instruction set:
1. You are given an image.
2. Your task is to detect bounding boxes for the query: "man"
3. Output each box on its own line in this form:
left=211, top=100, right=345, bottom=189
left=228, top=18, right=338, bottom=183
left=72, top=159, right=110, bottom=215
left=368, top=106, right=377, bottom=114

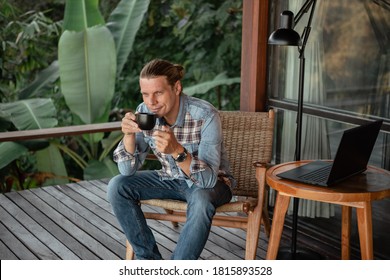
left=107, top=59, right=235, bottom=260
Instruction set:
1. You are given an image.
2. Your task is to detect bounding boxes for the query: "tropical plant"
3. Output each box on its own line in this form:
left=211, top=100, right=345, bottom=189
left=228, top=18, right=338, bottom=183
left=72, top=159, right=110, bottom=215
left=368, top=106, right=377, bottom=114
left=120, top=0, right=242, bottom=110
left=0, top=0, right=243, bottom=192
left=0, top=0, right=151, bottom=190
left=0, top=1, right=62, bottom=101
left=0, top=2, right=64, bottom=192
left=57, top=0, right=150, bottom=180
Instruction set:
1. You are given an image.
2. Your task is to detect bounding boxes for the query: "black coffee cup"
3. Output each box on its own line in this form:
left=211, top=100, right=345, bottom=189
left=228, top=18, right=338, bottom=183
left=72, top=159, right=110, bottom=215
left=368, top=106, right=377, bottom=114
left=136, top=113, right=156, bottom=130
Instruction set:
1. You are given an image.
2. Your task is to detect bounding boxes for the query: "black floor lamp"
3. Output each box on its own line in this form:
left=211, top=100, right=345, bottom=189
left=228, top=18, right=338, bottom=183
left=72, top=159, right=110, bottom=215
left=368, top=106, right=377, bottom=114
left=268, top=0, right=323, bottom=259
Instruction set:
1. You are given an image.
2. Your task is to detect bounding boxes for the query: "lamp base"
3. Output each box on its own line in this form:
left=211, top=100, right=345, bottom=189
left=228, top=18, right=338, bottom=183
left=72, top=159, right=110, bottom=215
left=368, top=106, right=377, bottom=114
left=277, top=247, right=326, bottom=260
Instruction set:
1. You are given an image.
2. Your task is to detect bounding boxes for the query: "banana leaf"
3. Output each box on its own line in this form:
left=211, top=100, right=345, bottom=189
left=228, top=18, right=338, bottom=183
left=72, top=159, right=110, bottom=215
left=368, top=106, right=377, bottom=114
left=58, top=26, right=116, bottom=124
left=83, top=158, right=119, bottom=180
left=18, top=61, right=60, bottom=99
left=107, top=0, right=150, bottom=75
left=184, top=72, right=241, bottom=96
left=63, top=0, right=105, bottom=32
left=99, top=130, right=123, bottom=161
left=0, top=98, right=57, bottom=130
left=0, top=117, right=12, bottom=131
left=0, top=142, right=28, bottom=170
left=36, top=143, right=69, bottom=186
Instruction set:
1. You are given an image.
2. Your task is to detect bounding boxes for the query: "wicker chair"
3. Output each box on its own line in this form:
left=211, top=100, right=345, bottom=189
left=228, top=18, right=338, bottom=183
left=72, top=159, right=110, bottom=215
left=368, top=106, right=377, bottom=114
left=126, top=110, right=275, bottom=260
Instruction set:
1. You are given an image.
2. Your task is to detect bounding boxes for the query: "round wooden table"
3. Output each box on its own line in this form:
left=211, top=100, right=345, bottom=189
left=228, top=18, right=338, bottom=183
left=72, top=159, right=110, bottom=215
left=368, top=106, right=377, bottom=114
left=266, top=160, right=390, bottom=260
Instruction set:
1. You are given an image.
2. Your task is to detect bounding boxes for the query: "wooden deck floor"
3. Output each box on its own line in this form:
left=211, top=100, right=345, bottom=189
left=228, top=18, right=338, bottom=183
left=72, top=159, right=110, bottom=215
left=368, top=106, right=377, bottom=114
left=0, top=179, right=388, bottom=260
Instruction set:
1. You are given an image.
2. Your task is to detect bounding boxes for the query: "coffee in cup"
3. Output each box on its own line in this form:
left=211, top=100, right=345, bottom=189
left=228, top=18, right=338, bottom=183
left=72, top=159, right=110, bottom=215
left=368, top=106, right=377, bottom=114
left=136, top=113, right=156, bottom=130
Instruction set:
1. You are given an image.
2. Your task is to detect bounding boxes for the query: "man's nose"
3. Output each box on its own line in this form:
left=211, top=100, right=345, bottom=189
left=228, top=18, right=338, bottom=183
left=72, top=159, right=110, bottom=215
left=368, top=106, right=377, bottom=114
left=146, top=95, right=157, bottom=105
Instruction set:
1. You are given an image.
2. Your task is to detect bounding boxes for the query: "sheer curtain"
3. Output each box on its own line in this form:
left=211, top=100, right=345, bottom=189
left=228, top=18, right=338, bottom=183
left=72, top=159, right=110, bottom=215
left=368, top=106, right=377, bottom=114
left=272, top=0, right=334, bottom=218
left=365, top=0, right=390, bottom=169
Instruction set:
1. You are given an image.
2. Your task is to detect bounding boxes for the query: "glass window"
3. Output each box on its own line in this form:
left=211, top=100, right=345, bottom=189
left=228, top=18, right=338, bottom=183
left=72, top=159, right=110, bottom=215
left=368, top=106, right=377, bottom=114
left=268, top=0, right=390, bottom=169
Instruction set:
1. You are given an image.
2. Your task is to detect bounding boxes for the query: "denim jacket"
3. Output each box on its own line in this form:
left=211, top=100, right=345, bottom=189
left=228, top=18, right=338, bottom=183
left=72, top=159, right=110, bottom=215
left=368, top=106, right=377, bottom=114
left=113, top=94, right=236, bottom=189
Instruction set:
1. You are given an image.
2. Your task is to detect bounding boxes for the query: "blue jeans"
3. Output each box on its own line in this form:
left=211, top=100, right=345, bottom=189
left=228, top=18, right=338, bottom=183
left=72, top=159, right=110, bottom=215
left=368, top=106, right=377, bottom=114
left=107, top=170, right=232, bottom=260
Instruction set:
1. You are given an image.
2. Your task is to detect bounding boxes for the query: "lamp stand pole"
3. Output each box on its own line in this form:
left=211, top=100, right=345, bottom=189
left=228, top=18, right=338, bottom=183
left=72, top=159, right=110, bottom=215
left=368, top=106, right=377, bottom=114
left=291, top=1, right=312, bottom=259
left=290, top=52, right=305, bottom=256
left=273, top=0, right=324, bottom=260
left=278, top=49, right=312, bottom=260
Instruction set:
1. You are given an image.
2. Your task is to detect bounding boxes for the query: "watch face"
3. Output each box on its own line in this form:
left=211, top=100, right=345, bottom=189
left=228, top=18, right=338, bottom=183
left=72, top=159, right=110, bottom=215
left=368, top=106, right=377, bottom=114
left=176, top=153, right=186, bottom=162
left=175, top=148, right=187, bottom=162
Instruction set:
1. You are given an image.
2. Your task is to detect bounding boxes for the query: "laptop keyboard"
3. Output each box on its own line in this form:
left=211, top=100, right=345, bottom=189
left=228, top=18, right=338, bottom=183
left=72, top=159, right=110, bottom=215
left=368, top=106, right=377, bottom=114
left=298, top=164, right=332, bottom=183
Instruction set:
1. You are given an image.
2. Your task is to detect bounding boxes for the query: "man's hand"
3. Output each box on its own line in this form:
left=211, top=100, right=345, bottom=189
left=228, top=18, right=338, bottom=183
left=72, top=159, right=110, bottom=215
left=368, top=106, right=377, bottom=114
left=121, top=112, right=140, bottom=154
left=153, top=125, right=182, bottom=155
left=121, top=112, right=141, bottom=135
left=154, top=125, right=191, bottom=175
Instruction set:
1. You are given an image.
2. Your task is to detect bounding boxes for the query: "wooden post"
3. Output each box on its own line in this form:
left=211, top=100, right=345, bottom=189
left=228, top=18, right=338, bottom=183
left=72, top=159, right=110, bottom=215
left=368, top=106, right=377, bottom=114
left=240, top=0, right=269, bottom=112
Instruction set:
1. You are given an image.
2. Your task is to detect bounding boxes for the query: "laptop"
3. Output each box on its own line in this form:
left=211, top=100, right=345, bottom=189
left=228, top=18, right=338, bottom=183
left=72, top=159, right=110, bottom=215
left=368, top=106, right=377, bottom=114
left=277, top=119, right=383, bottom=187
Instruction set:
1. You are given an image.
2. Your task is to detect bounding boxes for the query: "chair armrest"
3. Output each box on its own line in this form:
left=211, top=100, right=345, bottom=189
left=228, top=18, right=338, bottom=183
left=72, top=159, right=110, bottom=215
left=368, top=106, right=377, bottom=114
left=253, top=162, right=273, bottom=168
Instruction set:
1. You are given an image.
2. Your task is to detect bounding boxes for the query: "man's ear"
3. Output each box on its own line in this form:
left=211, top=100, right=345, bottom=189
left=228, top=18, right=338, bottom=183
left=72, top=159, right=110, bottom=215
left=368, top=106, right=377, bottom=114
left=175, top=81, right=182, bottom=95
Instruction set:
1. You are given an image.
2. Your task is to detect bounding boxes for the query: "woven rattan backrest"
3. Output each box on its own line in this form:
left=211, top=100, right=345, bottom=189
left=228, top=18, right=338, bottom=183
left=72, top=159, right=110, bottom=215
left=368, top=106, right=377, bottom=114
left=219, top=110, right=274, bottom=197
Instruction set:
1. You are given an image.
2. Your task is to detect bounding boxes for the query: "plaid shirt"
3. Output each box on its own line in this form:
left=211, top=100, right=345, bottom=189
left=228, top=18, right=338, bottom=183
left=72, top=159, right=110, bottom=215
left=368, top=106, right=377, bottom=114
left=113, top=94, right=235, bottom=189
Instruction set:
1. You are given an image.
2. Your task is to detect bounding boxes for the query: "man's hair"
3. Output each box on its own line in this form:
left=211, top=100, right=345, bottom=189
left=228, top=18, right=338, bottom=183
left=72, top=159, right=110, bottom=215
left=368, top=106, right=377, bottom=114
left=140, top=59, right=185, bottom=87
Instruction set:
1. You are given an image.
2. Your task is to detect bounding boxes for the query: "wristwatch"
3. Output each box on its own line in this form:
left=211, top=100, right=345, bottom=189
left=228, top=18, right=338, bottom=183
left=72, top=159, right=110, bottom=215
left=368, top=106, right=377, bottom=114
left=173, top=147, right=188, bottom=163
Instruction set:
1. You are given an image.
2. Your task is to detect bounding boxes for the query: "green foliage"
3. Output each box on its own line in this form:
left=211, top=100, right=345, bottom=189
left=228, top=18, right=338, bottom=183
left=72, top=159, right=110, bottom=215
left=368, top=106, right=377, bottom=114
left=36, top=142, right=69, bottom=185
left=0, top=0, right=243, bottom=191
left=185, top=72, right=240, bottom=96
left=0, top=98, right=58, bottom=130
left=18, top=61, right=60, bottom=99
left=107, top=0, right=151, bottom=75
left=63, top=0, right=105, bottom=31
left=55, top=0, right=150, bottom=182
left=59, top=26, right=117, bottom=124
left=59, top=0, right=117, bottom=125
left=117, top=0, right=242, bottom=111
left=0, top=142, right=28, bottom=170
left=0, top=1, right=62, bottom=102
left=0, top=98, right=62, bottom=191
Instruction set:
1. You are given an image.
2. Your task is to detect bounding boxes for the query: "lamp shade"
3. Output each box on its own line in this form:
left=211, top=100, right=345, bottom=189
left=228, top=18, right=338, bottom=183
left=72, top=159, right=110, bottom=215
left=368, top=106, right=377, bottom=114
left=268, top=10, right=302, bottom=46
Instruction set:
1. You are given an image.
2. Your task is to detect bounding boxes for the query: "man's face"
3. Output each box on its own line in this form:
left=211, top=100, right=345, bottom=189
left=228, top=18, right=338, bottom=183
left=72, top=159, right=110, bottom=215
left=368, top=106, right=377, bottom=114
left=139, top=76, right=181, bottom=120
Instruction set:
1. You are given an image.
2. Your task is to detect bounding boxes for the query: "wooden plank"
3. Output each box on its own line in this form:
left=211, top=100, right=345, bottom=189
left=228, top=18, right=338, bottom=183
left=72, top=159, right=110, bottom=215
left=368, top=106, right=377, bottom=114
left=93, top=179, right=111, bottom=192
left=77, top=180, right=109, bottom=200
left=0, top=240, right=18, bottom=260
left=205, top=228, right=245, bottom=260
left=91, top=178, right=262, bottom=259
left=0, top=195, right=59, bottom=259
left=65, top=182, right=116, bottom=218
left=1, top=192, right=80, bottom=259
left=90, top=179, right=284, bottom=259
left=148, top=219, right=220, bottom=260
left=5, top=191, right=98, bottom=260
left=214, top=212, right=271, bottom=257
left=0, top=222, right=37, bottom=260
left=76, top=181, right=221, bottom=259
left=143, top=203, right=265, bottom=259
left=65, top=180, right=194, bottom=260
left=219, top=223, right=271, bottom=254
left=40, top=186, right=125, bottom=259
left=208, top=226, right=251, bottom=258
left=141, top=204, right=237, bottom=260
left=76, top=179, right=342, bottom=260
left=46, top=184, right=124, bottom=242
left=113, top=178, right=269, bottom=259
left=27, top=187, right=122, bottom=260
left=209, top=211, right=268, bottom=259
left=2, top=179, right=387, bottom=260
left=75, top=180, right=216, bottom=259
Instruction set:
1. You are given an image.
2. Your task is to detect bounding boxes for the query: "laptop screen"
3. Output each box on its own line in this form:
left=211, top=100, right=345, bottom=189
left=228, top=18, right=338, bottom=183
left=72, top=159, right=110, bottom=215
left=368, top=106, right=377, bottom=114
left=327, top=120, right=383, bottom=184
